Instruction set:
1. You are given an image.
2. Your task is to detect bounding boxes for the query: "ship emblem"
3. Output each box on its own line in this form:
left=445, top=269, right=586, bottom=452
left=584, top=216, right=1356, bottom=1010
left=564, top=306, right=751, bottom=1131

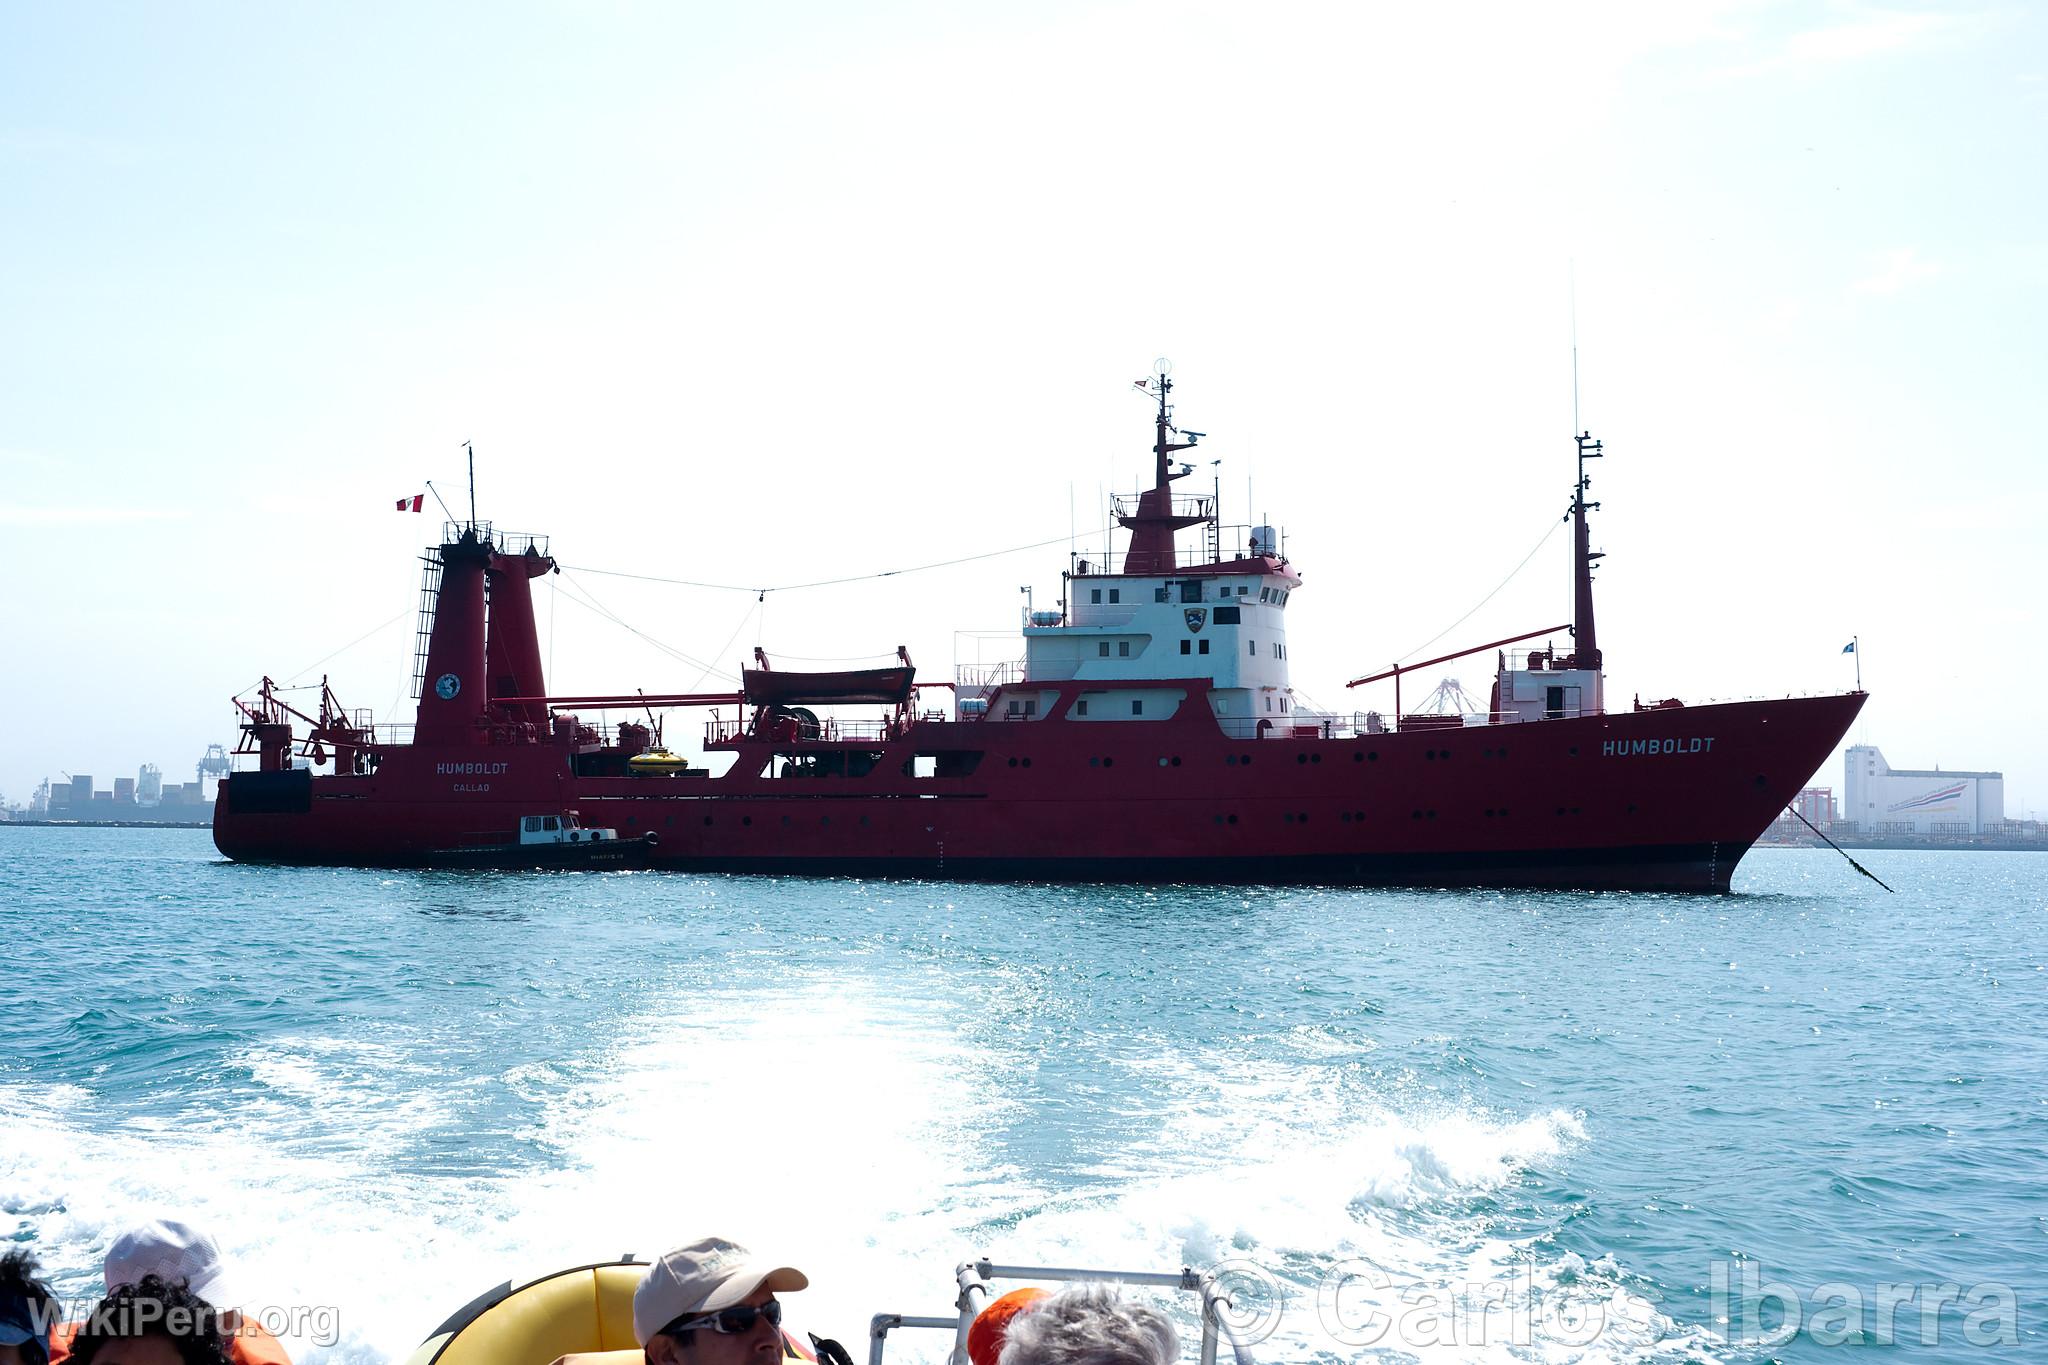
left=434, top=672, right=462, bottom=700
left=1185, top=608, right=1207, bottom=633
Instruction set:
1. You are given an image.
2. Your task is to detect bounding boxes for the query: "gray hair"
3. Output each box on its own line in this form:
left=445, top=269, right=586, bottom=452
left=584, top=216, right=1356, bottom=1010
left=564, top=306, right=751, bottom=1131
left=996, top=1283, right=1179, bottom=1365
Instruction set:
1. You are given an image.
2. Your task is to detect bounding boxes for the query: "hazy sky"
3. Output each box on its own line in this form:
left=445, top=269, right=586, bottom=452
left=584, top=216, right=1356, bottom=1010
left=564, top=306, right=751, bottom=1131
left=4, top=1, right=2043, bottom=813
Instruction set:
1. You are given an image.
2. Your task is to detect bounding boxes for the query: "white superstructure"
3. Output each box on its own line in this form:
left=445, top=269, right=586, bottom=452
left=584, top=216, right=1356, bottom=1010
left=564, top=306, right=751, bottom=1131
left=1016, top=562, right=1304, bottom=733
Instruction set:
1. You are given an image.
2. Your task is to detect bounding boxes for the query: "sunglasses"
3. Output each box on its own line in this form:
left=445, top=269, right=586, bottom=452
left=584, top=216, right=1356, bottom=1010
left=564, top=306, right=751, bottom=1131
left=664, top=1300, right=783, bottom=1337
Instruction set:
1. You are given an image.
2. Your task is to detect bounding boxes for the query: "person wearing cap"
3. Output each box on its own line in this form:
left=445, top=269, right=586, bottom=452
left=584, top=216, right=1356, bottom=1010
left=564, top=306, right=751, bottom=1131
left=0, top=1251, right=60, bottom=1365
left=48, top=1221, right=289, bottom=1365
left=632, top=1238, right=809, bottom=1365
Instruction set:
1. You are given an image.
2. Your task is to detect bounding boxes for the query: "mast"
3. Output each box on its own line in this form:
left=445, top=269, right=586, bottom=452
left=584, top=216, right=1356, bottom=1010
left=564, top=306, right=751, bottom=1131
left=1118, top=360, right=1206, bottom=573
left=1570, top=431, right=1604, bottom=669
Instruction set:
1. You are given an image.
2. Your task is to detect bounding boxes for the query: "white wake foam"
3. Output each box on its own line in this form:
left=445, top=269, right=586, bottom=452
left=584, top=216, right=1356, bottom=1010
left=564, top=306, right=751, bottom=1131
left=1, top=971, right=1717, bottom=1364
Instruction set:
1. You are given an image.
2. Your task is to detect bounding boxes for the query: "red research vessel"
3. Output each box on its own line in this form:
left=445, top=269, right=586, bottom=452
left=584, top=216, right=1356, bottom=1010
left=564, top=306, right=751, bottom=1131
left=214, top=373, right=1863, bottom=891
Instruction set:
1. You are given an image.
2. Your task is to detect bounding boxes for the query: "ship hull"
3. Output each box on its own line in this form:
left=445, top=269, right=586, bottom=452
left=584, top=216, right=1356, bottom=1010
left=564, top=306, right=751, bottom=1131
left=214, top=692, right=1865, bottom=893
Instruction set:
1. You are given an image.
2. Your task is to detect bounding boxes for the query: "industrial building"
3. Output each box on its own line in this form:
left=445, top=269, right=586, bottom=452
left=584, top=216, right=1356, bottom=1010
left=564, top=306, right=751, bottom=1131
left=1844, top=744, right=2005, bottom=836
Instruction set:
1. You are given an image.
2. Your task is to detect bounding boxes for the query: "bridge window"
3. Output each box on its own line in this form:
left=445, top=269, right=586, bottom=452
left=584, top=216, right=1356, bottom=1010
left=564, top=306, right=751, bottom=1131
left=1179, top=582, right=1202, bottom=603
left=1155, top=586, right=1169, bottom=603
left=1260, top=587, right=1272, bottom=602
left=1214, top=606, right=1240, bottom=625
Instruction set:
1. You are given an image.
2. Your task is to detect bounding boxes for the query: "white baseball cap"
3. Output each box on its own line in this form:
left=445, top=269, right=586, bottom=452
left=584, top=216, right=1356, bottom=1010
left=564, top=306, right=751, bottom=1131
left=632, top=1238, right=807, bottom=1344
left=103, top=1220, right=245, bottom=1308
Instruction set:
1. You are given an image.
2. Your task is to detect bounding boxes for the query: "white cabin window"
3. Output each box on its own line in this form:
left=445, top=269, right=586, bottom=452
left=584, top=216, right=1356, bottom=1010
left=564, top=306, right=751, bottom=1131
left=1118, top=641, right=1131, bottom=657
left=1218, top=586, right=1231, bottom=600
left=1180, top=640, right=1191, bottom=655
left=1154, top=586, right=1169, bottom=602
left=1091, top=588, right=1102, bottom=604
left=1199, top=639, right=1210, bottom=655
left=1249, top=640, right=1257, bottom=656
left=1109, top=588, right=1121, bottom=604
left=1131, top=699, right=1143, bottom=716
left=1076, top=699, right=1088, bottom=715
left=1098, top=642, right=1110, bottom=657
left=1265, top=696, right=1273, bottom=712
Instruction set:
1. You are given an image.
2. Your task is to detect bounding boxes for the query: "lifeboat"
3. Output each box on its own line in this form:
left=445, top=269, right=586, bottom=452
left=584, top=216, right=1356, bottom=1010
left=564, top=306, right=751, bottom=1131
left=626, top=750, right=692, bottom=775
left=405, top=1260, right=818, bottom=1365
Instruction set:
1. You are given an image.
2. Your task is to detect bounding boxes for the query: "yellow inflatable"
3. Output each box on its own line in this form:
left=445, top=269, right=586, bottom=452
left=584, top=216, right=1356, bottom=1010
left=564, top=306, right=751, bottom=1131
left=627, top=751, right=691, bottom=775
left=406, top=1261, right=817, bottom=1365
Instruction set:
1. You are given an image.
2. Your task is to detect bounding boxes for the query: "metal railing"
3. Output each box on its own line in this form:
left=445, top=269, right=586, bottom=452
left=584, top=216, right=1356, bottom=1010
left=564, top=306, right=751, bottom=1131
left=865, top=1258, right=1256, bottom=1365
left=956, top=660, right=1027, bottom=692
left=437, top=521, right=551, bottom=557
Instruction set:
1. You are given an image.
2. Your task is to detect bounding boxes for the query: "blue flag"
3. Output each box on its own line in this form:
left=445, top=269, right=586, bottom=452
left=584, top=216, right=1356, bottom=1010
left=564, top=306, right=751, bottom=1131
left=1842, top=641, right=1856, bottom=654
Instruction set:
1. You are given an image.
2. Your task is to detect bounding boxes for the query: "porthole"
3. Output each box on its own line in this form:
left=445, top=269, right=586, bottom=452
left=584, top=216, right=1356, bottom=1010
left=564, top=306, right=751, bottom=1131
left=742, top=815, right=753, bottom=827
left=1298, top=812, right=1309, bottom=824
left=1310, top=753, right=1321, bottom=764
left=703, top=815, right=713, bottom=826
left=1240, top=754, right=1252, bottom=766
left=1426, top=749, right=1436, bottom=761
left=1022, top=757, right=1032, bottom=768
left=1283, top=812, right=1294, bottom=824
left=1426, top=810, right=1436, bottom=820
left=1008, top=757, right=1019, bottom=767
left=1089, top=756, right=1100, bottom=767
left=781, top=815, right=792, bottom=827
left=1170, top=756, right=1182, bottom=767
left=1353, top=752, right=1364, bottom=763
left=1368, top=751, right=1379, bottom=762
left=1225, top=754, right=1237, bottom=766
left=1353, top=810, right=1364, bottom=821
left=1227, top=813, right=1238, bottom=825
left=1103, top=757, right=1115, bottom=768
left=1297, top=753, right=1308, bottom=765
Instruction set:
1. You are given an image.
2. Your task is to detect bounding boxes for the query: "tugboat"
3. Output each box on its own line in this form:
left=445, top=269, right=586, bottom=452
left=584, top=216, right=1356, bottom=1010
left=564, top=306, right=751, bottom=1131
left=422, top=811, right=657, bottom=870
left=214, top=369, right=1863, bottom=891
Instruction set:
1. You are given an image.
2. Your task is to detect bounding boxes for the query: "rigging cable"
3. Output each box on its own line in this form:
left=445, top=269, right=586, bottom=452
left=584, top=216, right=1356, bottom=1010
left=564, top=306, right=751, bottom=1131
left=552, top=569, right=739, bottom=682
left=1392, top=516, right=1564, bottom=666
left=561, top=525, right=1117, bottom=597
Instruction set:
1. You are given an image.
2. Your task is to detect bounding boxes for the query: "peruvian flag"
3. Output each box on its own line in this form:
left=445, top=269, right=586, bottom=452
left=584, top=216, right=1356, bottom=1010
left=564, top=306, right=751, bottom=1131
left=396, top=494, right=424, bottom=513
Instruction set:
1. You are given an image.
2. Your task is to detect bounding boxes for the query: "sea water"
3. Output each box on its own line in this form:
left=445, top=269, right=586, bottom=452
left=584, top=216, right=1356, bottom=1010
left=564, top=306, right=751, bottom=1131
left=1, top=829, right=2042, bottom=1363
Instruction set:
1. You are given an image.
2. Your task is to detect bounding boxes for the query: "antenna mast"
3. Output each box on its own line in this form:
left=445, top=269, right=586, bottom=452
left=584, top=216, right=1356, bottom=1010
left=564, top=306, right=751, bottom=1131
left=464, top=440, right=477, bottom=531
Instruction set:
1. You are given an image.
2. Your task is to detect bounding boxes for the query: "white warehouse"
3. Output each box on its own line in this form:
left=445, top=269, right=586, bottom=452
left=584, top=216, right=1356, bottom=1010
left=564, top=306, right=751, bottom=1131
left=1844, top=744, right=2005, bottom=836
